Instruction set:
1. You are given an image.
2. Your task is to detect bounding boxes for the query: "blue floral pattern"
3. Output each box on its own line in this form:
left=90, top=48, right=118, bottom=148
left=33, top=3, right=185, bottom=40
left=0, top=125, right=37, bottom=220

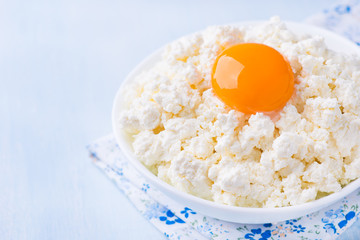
left=141, top=183, right=150, bottom=192
left=244, top=228, right=271, bottom=240
left=159, top=210, right=185, bottom=225
left=180, top=207, right=196, bottom=218
left=320, top=206, right=357, bottom=234
left=285, top=219, right=299, bottom=226
left=334, top=4, right=351, bottom=14
left=338, top=211, right=355, bottom=228
left=292, top=225, right=306, bottom=233
left=143, top=202, right=167, bottom=220
left=307, top=0, right=360, bottom=46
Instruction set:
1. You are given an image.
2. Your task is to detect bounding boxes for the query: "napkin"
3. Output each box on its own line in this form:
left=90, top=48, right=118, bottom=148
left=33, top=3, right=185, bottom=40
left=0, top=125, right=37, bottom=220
left=88, top=1, right=360, bottom=239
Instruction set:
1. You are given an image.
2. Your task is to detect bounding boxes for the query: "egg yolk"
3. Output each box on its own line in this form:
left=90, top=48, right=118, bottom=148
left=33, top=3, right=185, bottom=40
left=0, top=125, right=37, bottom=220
left=211, top=43, right=294, bottom=114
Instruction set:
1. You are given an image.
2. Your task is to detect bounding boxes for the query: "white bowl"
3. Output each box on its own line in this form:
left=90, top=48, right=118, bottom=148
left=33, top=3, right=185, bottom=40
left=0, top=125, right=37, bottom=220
left=112, top=21, right=360, bottom=223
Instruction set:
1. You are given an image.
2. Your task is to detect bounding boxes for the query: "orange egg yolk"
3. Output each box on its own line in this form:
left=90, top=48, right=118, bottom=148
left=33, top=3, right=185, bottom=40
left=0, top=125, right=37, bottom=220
left=211, top=43, right=294, bottom=114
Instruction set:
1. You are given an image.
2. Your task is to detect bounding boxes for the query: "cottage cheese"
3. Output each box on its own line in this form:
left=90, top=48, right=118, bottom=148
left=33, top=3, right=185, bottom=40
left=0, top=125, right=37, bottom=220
left=118, top=17, right=360, bottom=208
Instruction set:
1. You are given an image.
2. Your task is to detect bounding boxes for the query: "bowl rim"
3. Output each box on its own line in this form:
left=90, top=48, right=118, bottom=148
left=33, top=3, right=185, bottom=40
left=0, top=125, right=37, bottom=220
left=112, top=20, right=360, bottom=222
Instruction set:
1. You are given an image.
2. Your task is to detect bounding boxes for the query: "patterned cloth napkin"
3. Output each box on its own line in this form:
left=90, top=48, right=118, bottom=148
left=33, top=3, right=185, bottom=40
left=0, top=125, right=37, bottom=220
left=88, top=1, right=360, bottom=239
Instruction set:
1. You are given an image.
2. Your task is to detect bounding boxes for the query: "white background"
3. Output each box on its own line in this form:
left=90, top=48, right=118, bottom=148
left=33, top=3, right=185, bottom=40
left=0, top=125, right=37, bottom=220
left=1, top=0, right=358, bottom=239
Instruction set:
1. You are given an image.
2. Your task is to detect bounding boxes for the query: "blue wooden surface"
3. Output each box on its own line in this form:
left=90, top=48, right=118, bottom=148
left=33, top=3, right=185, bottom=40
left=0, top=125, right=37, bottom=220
left=0, top=0, right=358, bottom=239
